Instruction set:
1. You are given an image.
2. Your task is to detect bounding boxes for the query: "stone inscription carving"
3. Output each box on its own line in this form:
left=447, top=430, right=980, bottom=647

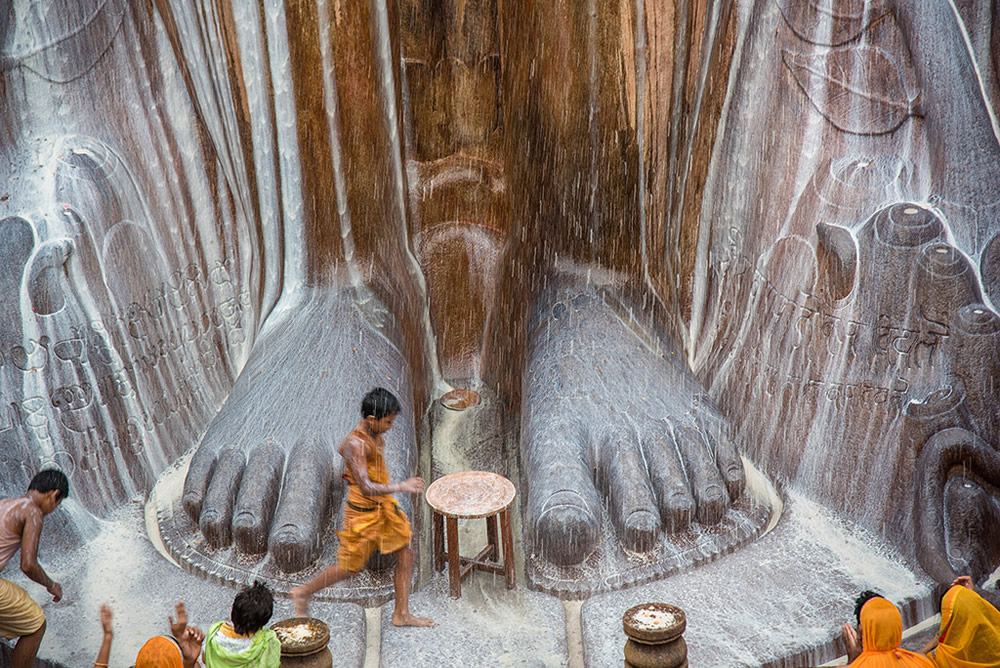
left=3, top=0, right=1000, bottom=606
left=0, top=239, right=249, bottom=507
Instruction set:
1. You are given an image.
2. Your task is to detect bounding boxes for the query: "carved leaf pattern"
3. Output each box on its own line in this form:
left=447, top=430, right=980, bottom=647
left=778, top=0, right=870, bottom=47
left=782, top=46, right=918, bottom=136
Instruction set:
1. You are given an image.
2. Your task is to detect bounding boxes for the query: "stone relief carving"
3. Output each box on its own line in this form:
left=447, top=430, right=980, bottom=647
left=1, top=0, right=998, bottom=601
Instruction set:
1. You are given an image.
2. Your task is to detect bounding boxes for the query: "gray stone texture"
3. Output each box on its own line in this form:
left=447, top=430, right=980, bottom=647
left=380, top=572, right=568, bottom=668
left=582, top=493, right=936, bottom=667
left=0, top=502, right=365, bottom=668
left=1, top=0, right=999, bottom=664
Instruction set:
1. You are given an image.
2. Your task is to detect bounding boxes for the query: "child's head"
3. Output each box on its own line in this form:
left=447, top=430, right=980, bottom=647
left=232, top=581, right=273, bottom=635
left=28, top=469, right=69, bottom=501
left=361, top=387, right=401, bottom=420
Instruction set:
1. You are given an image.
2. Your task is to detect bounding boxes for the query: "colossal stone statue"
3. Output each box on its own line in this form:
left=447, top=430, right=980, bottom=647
left=2, top=0, right=998, bottom=603
left=693, top=0, right=1000, bottom=591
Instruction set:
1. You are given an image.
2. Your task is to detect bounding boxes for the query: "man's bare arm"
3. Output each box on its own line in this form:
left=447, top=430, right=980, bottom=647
left=20, top=506, right=61, bottom=601
left=342, top=437, right=423, bottom=498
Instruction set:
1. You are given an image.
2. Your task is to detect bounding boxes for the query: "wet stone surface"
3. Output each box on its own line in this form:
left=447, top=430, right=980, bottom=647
left=380, top=572, right=568, bottom=668
left=519, top=277, right=761, bottom=588
left=4, top=501, right=365, bottom=668
left=526, top=491, right=770, bottom=598
left=3, top=4, right=1000, bottom=666
left=581, top=493, right=935, bottom=667
left=156, top=456, right=399, bottom=607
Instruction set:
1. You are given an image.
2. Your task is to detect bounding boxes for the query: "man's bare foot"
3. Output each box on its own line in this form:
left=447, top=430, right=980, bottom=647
left=291, top=587, right=310, bottom=617
left=392, top=612, right=435, bottom=627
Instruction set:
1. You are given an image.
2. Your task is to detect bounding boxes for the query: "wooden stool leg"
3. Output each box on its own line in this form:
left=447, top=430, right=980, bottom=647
left=500, top=508, right=515, bottom=589
left=446, top=516, right=461, bottom=598
left=486, top=514, right=499, bottom=562
left=433, top=512, right=445, bottom=572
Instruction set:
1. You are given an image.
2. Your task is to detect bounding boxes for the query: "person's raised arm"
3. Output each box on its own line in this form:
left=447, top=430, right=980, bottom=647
left=343, top=437, right=423, bottom=497
left=94, top=604, right=112, bottom=668
left=168, top=601, right=189, bottom=638
left=19, top=506, right=61, bottom=601
left=178, top=625, right=204, bottom=668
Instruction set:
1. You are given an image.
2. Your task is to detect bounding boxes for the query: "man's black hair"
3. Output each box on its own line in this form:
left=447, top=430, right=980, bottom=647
left=232, top=581, right=273, bottom=635
left=361, top=387, right=401, bottom=419
left=854, top=590, right=883, bottom=626
left=28, top=469, right=69, bottom=501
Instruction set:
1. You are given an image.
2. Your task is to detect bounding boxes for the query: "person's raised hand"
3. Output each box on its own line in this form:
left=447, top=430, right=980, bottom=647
left=179, top=625, right=205, bottom=667
left=169, top=601, right=189, bottom=638
left=951, top=575, right=975, bottom=590
left=842, top=622, right=862, bottom=661
left=99, top=604, right=113, bottom=636
left=398, top=477, right=425, bottom=494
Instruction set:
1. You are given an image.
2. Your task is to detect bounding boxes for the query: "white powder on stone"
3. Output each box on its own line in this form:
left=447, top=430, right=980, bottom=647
left=275, top=622, right=314, bottom=642
left=630, top=606, right=677, bottom=630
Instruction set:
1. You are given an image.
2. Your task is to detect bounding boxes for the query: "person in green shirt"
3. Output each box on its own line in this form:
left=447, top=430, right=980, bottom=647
left=203, top=582, right=280, bottom=668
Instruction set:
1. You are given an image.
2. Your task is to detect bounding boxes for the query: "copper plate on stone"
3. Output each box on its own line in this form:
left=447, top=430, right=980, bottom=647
left=271, top=617, right=331, bottom=655
left=425, top=470, right=516, bottom=518
left=440, top=388, right=481, bottom=411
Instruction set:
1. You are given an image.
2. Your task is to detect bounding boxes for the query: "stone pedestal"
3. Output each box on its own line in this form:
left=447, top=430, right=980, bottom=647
left=623, top=603, right=687, bottom=668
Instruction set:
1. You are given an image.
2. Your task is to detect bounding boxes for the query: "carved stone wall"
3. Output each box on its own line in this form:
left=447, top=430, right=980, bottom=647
left=0, top=0, right=256, bottom=514
left=2, top=0, right=998, bottom=596
left=689, top=0, right=1000, bottom=584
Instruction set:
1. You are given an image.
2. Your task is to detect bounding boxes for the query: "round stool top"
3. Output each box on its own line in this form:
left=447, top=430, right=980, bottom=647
left=425, top=471, right=516, bottom=519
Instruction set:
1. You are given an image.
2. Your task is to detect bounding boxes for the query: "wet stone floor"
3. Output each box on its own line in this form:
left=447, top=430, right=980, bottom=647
left=0, top=489, right=936, bottom=668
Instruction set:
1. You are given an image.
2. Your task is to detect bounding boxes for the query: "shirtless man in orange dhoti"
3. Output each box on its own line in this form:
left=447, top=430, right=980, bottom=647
left=291, top=388, right=433, bottom=627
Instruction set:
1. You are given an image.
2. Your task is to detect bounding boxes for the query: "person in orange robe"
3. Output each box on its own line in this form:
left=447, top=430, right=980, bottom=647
left=291, top=388, right=433, bottom=627
left=922, top=576, right=1000, bottom=667
left=842, top=595, right=935, bottom=666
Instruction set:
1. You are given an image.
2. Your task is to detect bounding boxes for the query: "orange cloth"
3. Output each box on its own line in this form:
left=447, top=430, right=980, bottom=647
left=135, top=635, right=183, bottom=668
left=933, top=585, right=1000, bottom=667
left=336, top=427, right=411, bottom=571
left=851, top=598, right=934, bottom=667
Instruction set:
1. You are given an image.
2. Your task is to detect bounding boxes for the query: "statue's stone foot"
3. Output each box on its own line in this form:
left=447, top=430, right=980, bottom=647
left=914, top=427, right=1000, bottom=588
left=520, top=274, right=772, bottom=596
left=155, top=291, right=419, bottom=605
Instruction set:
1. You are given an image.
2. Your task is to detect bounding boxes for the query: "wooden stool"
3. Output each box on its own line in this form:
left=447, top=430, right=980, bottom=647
left=425, top=470, right=517, bottom=598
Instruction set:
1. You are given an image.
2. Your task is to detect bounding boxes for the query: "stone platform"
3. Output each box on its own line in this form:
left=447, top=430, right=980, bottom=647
left=6, top=488, right=938, bottom=667
left=0, top=499, right=364, bottom=668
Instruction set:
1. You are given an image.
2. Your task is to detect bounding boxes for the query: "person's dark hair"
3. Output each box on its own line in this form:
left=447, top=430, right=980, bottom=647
left=232, top=581, right=273, bottom=635
left=28, top=469, right=69, bottom=501
left=361, top=387, right=401, bottom=419
left=854, top=590, right=883, bottom=626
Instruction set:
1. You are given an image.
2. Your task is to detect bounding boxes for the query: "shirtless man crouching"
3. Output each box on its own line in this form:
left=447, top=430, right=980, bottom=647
left=0, top=470, right=68, bottom=667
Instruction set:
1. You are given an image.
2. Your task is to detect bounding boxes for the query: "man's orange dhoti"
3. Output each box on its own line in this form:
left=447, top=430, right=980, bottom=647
left=336, top=427, right=412, bottom=572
